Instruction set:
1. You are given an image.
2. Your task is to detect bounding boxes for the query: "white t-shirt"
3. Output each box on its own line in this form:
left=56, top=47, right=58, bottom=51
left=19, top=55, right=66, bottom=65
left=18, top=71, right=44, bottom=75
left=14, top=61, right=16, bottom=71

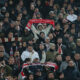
left=67, top=14, right=78, bottom=22
left=21, top=50, right=39, bottom=62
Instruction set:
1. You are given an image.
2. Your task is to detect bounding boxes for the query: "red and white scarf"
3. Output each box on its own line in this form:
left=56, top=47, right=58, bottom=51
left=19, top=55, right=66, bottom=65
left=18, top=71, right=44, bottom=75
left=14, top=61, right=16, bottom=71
left=21, top=62, right=58, bottom=79
left=26, top=19, right=55, bottom=31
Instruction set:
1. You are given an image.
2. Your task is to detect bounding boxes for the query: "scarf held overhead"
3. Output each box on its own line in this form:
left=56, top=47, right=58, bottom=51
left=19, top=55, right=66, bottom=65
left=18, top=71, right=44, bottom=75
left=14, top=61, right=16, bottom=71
left=26, top=19, right=55, bottom=30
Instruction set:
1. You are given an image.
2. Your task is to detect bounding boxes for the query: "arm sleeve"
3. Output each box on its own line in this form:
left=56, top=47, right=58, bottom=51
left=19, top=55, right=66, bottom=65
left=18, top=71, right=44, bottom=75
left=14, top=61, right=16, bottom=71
left=40, top=51, right=46, bottom=63
left=44, top=25, right=52, bottom=37
left=21, top=51, right=27, bottom=61
left=31, top=24, right=39, bottom=39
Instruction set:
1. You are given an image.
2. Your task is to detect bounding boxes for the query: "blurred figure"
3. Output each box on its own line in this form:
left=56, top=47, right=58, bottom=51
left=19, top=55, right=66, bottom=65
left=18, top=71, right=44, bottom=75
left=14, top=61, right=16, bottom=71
left=47, top=72, right=55, bottom=80
left=45, top=37, right=51, bottom=51
left=35, top=69, right=45, bottom=80
left=76, top=39, right=80, bottom=53
left=0, top=60, right=12, bottom=79
left=38, top=43, right=46, bottom=63
left=14, top=51, right=20, bottom=69
left=74, top=53, right=80, bottom=71
left=67, top=9, right=78, bottom=22
left=26, top=73, right=34, bottom=80
left=21, top=44, right=39, bottom=63
left=46, top=43, right=58, bottom=62
left=8, top=56, right=18, bottom=77
left=63, top=60, right=80, bottom=80
left=60, top=55, right=71, bottom=72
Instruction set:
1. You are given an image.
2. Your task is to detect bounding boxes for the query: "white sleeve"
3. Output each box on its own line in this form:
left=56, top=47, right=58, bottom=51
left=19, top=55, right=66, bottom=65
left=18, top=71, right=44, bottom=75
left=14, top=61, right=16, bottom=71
left=35, top=52, right=40, bottom=59
left=67, top=14, right=78, bottom=22
left=21, top=51, right=28, bottom=61
left=31, top=51, right=40, bottom=62
left=40, top=51, right=46, bottom=63
left=31, top=24, right=39, bottom=39
left=44, top=25, right=52, bottom=37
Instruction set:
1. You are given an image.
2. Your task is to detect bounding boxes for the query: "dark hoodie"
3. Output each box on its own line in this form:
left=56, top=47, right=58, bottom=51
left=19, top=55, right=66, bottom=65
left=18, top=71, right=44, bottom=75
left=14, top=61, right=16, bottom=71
left=63, top=66, right=80, bottom=80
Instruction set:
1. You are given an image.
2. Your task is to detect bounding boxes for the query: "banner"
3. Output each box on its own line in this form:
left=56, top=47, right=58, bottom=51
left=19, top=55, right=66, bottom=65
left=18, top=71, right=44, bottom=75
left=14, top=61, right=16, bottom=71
left=22, top=62, right=58, bottom=71
left=26, top=19, right=55, bottom=30
left=21, top=62, right=58, bottom=79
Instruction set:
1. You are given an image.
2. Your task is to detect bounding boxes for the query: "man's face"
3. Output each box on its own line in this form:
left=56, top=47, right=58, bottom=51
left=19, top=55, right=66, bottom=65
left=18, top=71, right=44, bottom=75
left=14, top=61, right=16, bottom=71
left=77, top=40, right=80, bottom=46
left=37, top=0, right=41, bottom=5
left=57, top=38, right=62, bottom=44
left=56, top=55, right=62, bottom=61
left=45, top=38, right=50, bottom=44
left=43, top=23, right=47, bottom=29
left=14, top=51, right=20, bottom=57
left=38, top=25, right=43, bottom=31
left=69, top=36, right=73, bottom=42
left=48, top=33, right=53, bottom=40
left=70, top=29, right=75, bottom=34
left=36, top=71, right=42, bottom=76
left=9, top=57, right=15, bottom=65
left=64, top=33, right=70, bottom=38
left=23, top=10, right=27, bottom=15
left=74, top=54, right=80, bottom=60
left=65, top=56, right=71, bottom=61
left=23, top=42, right=27, bottom=47
left=68, top=61, right=75, bottom=67
left=48, top=73, right=54, bottom=79
left=10, top=23, right=15, bottom=28
left=28, top=40, right=33, bottom=45
left=70, top=10, right=74, bottom=14
left=50, top=45, right=55, bottom=50
left=8, top=32, right=13, bottom=38
left=30, top=4, right=35, bottom=10
left=40, top=33, right=45, bottom=38
left=39, top=44, right=44, bottom=50
left=55, top=24, right=60, bottom=30
left=27, top=46, right=33, bottom=52
left=0, top=45, right=4, bottom=52
left=29, top=74, right=34, bottom=80
left=0, top=52, right=4, bottom=57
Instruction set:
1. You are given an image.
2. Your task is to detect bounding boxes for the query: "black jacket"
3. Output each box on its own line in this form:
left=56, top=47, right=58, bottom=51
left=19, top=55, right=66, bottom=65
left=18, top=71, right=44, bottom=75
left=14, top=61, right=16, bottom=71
left=63, top=66, right=80, bottom=80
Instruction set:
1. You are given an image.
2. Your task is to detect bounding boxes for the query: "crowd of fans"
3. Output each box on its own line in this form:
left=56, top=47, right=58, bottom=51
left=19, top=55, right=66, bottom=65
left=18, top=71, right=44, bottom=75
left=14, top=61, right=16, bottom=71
left=0, top=0, right=80, bottom=80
